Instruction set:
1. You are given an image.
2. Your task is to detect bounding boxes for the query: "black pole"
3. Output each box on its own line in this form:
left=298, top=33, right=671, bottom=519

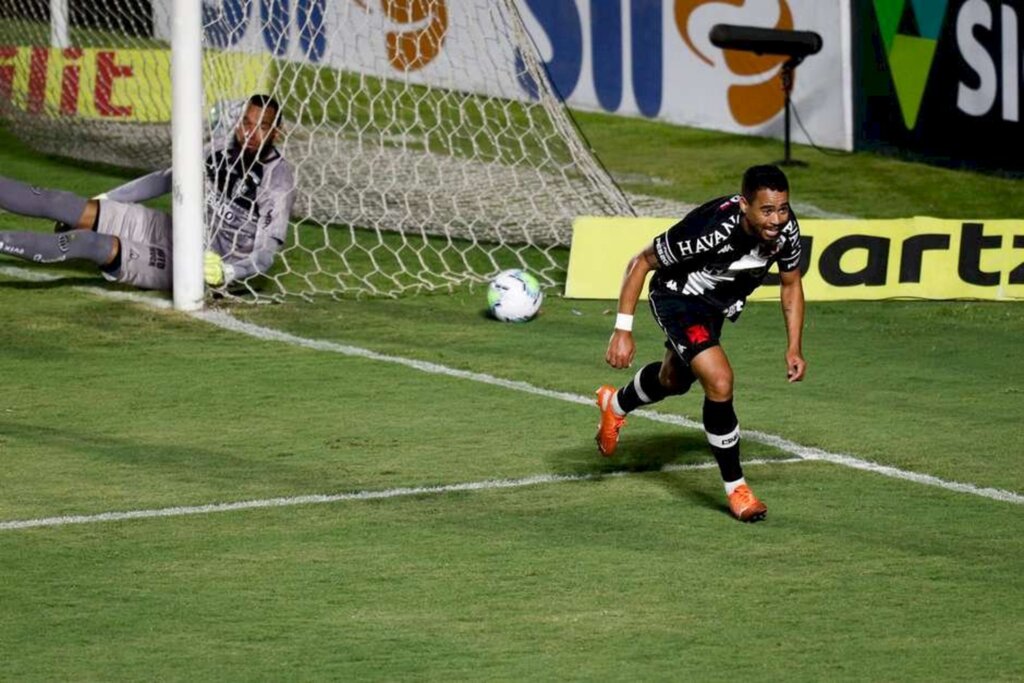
left=777, top=60, right=807, bottom=167
left=784, top=69, right=792, bottom=164
left=705, top=25, right=822, bottom=167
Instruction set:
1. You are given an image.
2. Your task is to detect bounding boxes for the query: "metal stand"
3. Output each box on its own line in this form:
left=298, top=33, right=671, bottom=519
left=777, top=58, right=807, bottom=167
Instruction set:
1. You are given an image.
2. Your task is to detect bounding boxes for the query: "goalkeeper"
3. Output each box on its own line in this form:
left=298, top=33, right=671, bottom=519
left=0, top=94, right=295, bottom=290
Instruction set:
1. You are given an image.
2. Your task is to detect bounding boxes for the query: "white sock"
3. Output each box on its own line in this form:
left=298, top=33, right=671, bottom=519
left=610, top=392, right=627, bottom=416
left=724, top=477, right=746, bottom=495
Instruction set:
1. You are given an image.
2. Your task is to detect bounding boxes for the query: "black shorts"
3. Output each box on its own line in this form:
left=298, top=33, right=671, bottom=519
left=648, top=291, right=724, bottom=366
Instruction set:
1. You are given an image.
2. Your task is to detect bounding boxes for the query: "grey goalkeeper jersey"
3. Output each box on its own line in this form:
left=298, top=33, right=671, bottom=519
left=104, top=135, right=296, bottom=283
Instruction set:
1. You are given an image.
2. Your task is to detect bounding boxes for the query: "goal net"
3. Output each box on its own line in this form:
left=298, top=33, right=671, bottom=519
left=0, top=0, right=636, bottom=300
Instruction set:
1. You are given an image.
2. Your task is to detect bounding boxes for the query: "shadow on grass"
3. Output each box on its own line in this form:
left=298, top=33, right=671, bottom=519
left=549, top=431, right=731, bottom=518
left=0, top=267, right=173, bottom=301
left=0, top=420, right=336, bottom=495
left=0, top=275, right=105, bottom=290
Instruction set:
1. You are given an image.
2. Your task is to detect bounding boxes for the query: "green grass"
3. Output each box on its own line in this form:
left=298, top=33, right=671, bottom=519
left=0, top=285, right=1021, bottom=680
left=1, top=110, right=1023, bottom=679
left=228, top=294, right=1024, bottom=494
left=575, top=110, right=1024, bottom=218
left=3, top=472, right=1019, bottom=680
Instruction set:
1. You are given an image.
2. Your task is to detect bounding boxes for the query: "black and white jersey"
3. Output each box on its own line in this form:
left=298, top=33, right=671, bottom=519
left=205, top=137, right=296, bottom=282
left=650, top=194, right=801, bottom=319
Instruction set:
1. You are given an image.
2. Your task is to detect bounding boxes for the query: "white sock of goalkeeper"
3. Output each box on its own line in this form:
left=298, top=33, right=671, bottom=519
left=703, top=397, right=743, bottom=486
left=0, top=230, right=116, bottom=266
left=0, top=175, right=89, bottom=226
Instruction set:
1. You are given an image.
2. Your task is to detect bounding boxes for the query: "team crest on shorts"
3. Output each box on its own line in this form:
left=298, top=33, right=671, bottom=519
left=686, top=324, right=710, bottom=345
left=148, top=247, right=166, bottom=270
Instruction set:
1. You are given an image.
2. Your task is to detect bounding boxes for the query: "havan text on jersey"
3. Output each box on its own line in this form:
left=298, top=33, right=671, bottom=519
left=650, top=195, right=801, bottom=320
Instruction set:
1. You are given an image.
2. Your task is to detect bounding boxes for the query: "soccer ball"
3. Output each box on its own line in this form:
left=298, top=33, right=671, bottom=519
left=487, top=269, right=543, bottom=322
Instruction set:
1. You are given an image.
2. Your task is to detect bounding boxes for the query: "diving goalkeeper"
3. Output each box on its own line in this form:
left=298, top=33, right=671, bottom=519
left=0, top=93, right=295, bottom=290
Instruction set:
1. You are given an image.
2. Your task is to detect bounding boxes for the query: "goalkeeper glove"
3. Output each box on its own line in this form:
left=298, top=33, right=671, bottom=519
left=204, top=250, right=236, bottom=286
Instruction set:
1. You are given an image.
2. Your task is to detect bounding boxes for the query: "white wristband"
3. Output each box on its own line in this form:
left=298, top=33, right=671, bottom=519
left=614, top=313, right=634, bottom=331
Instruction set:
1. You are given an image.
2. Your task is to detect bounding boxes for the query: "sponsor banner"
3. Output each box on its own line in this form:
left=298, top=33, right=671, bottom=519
left=567, top=216, right=674, bottom=299
left=519, top=0, right=851, bottom=149
left=855, top=0, right=1024, bottom=172
left=567, top=216, right=1024, bottom=301
left=0, top=46, right=268, bottom=121
left=152, top=0, right=851, bottom=149
left=155, top=1, right=524, bottom=99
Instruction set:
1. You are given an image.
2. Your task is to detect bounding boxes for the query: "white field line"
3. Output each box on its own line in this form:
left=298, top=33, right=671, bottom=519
left=0, top=458, right=801, bottom=530
left=2, top=264, right=1023, bottom=525
left=195, top=310, right=1024, bottom=506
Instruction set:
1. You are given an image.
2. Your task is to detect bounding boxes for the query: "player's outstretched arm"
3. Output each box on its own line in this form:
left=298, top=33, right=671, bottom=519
left=779, top=268, right=806, bottom=382
left=606, top=244, right=658, bottom=369
left=104, top=168, right=173, bottom=203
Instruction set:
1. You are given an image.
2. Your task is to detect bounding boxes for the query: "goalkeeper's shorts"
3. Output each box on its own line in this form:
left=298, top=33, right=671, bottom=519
left=96, top=200, right=173, bottom=290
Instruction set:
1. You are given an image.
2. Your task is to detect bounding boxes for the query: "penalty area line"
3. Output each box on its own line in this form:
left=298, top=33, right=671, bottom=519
left=0, top=459, right=801, bottom=531
left=2, top=265, right=1022, bottom=508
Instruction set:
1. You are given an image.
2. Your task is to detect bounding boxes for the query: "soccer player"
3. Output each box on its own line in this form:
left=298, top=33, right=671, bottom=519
left=595, top=164, right=806, bottom=523
left=0, top=93, right=295, bottom=291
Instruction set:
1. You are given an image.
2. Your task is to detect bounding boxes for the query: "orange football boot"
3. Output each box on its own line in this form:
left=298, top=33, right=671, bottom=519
left=728, top=484, right=767, bottom=522
left=595, top=385, right=626, bottom=457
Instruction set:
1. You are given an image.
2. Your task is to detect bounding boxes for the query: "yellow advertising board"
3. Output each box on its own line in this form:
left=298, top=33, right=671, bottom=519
left=0, top=46, right=269, bottom=122
left=566, top=216, right=1024, bottom=301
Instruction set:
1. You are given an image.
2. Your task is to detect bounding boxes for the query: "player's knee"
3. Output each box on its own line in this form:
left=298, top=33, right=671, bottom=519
left=76, top=199, right=100, bottom=231
left=659, top=358, right=696, bottom=396
left=703, top=371, right=733, bottom=401
left=658, top=362, right=675, bottom=388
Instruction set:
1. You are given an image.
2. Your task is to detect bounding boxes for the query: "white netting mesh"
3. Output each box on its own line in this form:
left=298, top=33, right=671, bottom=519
left=0, top=0, right=643, bottom=300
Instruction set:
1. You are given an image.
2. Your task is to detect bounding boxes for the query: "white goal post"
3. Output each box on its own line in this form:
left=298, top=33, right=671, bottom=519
left=170, top=0, right=204, bottom=310
left=0, top=0, right=639, bottom=306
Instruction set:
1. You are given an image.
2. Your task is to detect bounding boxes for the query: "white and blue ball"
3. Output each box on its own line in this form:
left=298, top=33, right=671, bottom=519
left=487, top=269, right=543, bottom=322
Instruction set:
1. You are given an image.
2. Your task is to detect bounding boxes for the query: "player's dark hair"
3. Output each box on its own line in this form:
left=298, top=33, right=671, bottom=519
left=741, top=165, right=789, bottom=201
left=247, top=93, right=283, bottom=127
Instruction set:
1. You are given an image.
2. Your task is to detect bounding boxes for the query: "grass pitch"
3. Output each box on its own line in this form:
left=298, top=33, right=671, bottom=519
left=1, top=114, right=1023, bottom=680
